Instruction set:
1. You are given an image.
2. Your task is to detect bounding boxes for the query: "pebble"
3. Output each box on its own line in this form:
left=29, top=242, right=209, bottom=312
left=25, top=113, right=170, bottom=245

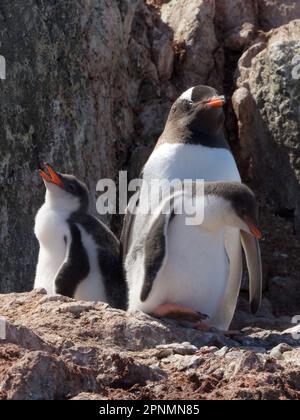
left=156, top=342, right=198, bottom=357
left=214, top=347, right=229, bottom=357
left=58, top=302, right=95, bottom=315
left=269, top=343, right=293, bottom=360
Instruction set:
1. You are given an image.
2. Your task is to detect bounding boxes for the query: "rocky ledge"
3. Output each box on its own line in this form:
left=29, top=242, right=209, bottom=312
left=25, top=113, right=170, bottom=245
left=0, top=289, right=299, bottom=400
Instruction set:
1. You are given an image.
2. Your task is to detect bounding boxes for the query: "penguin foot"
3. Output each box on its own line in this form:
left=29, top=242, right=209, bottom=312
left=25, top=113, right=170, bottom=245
left=152, top=303, right=208, bottom=322
left=193, top=322, right=211, bottom=332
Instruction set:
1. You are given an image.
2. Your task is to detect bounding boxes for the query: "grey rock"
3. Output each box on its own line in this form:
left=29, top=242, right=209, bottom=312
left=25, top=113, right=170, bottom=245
left=169, top=354, right=204, bottom=371
left=3, top=322, right=54, bottom=354
left=214, top=347, right=229, bottom=357
left=0, top=351, right=97, bottom=400
left=233, top=21, right=300, bottom=237
left=96, top=353, right=166, bottom=388
left=258, top=0, right=300, bottom=30
left=155, top=342, right=198, bottom=356
left=224, top=351, right=266, bottom=379
left=269, top=343, right=293, bottom=360
left=282, top=348, right=300, bottom=366
left=71, top=393, right=106, bottom=400
left=58, top=302, right=95, bottom=315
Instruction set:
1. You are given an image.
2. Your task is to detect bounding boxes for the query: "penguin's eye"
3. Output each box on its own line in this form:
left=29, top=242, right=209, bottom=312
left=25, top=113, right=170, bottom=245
left=183, top=100, right=193, bottom=111
left=66, top=184, right=76, bottom=194
left=241, top=207, right=247, bottom=216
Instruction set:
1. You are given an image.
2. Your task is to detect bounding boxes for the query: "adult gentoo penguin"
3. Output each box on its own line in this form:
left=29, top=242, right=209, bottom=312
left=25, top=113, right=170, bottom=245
left=126, top=182, right=262, bottom=330
left=34, top=164, right=126, bottom=309
left=122, top=85, right=263, bottom=330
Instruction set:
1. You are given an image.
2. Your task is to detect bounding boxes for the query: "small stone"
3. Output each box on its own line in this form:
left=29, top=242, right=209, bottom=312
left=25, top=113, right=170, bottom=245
left=39, top=295, right=74, bottom=304
left=225, top=350, right=245, bottom=359
left=155, top=342, right=198, bottom=356
left=215, top=347, right=229, bottom=357
left=155, top=348, right=173, bottom=359
left=174, top=355, right=204, bottom=371
left=241, top=347, right=267, bottom=354
left=58, top=302, right=95, bottom=315
left=269, top=343, right=293, bottom=360
left=198, top=346, right=219, bottom=354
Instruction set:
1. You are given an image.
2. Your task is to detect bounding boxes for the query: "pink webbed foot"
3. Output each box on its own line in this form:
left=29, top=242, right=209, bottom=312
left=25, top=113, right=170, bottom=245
left=152, top=303, right=208, bottom=322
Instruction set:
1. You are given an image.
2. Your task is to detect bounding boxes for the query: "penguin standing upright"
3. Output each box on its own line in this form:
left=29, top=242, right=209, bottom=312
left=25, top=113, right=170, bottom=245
left=122, top=85, right=262, bottom=330
left=34, top=164, right=126, bottom=309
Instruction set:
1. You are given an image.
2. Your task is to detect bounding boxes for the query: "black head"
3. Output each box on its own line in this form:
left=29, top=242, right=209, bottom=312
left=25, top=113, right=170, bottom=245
left=204, top=182, right=262, bottom=238
left=221, top=183, right=261, bottom=239
left=166, top=85, right=226, bottom=135
left=39, top=164, right=89, bottom=213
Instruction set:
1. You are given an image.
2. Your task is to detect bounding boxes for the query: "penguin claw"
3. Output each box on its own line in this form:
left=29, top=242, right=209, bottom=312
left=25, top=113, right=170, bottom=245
left=196, top=311, right=209, bottom=321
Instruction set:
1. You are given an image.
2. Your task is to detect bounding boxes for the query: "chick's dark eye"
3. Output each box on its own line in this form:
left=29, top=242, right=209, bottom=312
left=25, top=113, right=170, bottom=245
left=183, top=100, right=193, bottom=111
left=241, top=207, right=247, bottom=216
left=66, top=184, right=76, bottom=193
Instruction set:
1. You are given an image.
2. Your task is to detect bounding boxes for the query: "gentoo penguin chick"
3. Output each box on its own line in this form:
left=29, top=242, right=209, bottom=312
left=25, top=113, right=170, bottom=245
left=122, top=84, right=262, bottom=330
left=126, top=182, right=262, bottom=331
left=34, top=164, right=126, bottom=309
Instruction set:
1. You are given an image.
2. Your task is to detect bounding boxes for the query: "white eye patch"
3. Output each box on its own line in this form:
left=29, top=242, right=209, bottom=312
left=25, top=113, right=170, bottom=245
left=179, top=87, right=194, bottom=102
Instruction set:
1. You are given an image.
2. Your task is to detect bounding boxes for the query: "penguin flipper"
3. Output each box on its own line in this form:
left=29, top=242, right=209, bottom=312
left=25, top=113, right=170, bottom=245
left=241, top=231, right=262, bottom=314
left=55, top=224, right=90, bottom=298
left=120, top=189, right=140, bottom=262
left=140, top=202, right=176, bottom=302
left=209, top=227, right=243, bottom=330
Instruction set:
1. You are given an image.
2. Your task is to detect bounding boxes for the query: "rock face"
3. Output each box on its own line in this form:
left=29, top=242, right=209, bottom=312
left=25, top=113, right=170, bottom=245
left=233, top=20, right=300, bottom=235
left=0, top=290, right=299, bottom=400
left=258, top=0, right=300, bottom=30
left=159, top=0, right=222, bottom=89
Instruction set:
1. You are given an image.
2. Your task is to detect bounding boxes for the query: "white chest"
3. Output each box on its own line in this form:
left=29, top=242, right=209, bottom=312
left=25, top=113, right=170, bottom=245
left=143, top=143, right=241, bottom=182
left=34, top=206, right=70, bottom=294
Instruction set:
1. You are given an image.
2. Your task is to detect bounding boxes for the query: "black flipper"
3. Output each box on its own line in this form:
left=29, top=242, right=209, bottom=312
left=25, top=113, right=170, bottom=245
left=120, top=187, right=141, bottom=263
left=141, top=199, right=176, bottom=302
left=69, top=213, right=127, bottom=310
left=55, top=224, right=90, bottom=298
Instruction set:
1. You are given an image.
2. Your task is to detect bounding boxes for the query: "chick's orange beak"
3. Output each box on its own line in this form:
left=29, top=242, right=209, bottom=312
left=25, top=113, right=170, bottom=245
left=205, top=96, right=226, bottom=108
left=244, top=215, right=263, bottom=240
left=39, top=164, right=64, bottom=188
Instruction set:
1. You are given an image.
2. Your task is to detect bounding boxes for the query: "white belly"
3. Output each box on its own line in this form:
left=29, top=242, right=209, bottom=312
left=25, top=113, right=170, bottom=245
left=34, top=207, right=69, bottom=294
left=128, top=214, right=229, bottom=322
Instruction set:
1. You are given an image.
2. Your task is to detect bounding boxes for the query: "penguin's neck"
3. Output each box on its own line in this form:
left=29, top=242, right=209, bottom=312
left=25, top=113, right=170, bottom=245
left=157, top=122, right=228, bottom=149
left=44, top=191, right=79, bottom=215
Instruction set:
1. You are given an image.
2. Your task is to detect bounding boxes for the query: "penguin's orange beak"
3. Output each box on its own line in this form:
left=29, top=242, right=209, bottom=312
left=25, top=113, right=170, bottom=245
left=243, top=215, right=263, bottom=240
left=39, top=164, right=64, bottom=188
left=205, top=96, right=226, bottom=108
